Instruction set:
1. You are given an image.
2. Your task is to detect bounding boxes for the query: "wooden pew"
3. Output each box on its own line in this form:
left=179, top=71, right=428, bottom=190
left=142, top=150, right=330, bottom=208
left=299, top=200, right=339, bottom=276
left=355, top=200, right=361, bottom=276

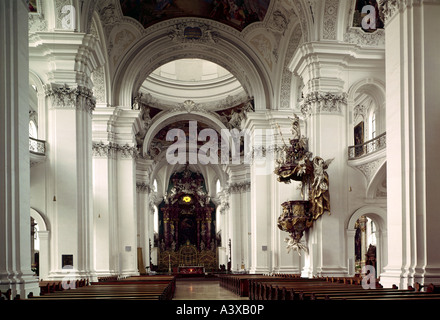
left=219, top=274, right=281, bottom=297
left=247, top=275, right=440, bottom=301
left=0, top=289, right=12, bottom=300
left=30, top=275, right=176, bottom=301
left=38, top=278, right=89, bottom=295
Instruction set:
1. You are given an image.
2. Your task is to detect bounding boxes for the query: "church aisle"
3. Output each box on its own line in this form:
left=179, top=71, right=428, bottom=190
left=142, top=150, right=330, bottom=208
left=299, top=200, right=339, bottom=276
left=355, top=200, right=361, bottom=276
left=172, top=279, right=248, bottom=300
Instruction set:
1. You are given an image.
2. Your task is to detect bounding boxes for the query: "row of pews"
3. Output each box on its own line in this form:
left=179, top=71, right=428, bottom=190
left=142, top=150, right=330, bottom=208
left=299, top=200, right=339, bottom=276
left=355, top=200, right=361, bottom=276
left=25, top=275, right=176, bottom=301
left=219, top=274, right=440, bottom=301
left=1, top=278, right=90, bottom=300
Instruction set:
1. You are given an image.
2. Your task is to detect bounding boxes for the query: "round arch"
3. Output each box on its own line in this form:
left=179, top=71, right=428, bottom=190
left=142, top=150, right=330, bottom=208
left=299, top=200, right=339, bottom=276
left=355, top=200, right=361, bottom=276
left=347, top=77, right=386, bottom=146
left=30, top=208, right=50, bottom=280
left=348, top=78, right=385, bottom=109
left=346, top=205, right=387, bottom=277
left=142, top=110, right=230, bottom=157
left=111, top=18, right=273, bottom=111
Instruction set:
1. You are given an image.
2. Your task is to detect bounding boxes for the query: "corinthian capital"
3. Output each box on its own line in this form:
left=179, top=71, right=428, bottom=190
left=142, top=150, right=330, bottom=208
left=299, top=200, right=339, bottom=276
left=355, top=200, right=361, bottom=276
left=44, top=83, right=96, bottom=114
left=300, top=91, right=347, bottom=117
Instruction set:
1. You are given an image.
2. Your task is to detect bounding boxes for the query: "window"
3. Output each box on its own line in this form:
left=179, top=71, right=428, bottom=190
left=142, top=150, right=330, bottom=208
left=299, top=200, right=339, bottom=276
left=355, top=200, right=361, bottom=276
left=153, top=179, right=158, bottom=192
left=370, top=111, right=376, bottom=139
left=29, top=120, right=37, bottom=139
left=216, top=179, right=221, bottom=194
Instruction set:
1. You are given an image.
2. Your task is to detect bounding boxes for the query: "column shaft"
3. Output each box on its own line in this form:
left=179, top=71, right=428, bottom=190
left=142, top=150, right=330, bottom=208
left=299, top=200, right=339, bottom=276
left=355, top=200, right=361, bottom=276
left=0, top=0, right=39, bottom=297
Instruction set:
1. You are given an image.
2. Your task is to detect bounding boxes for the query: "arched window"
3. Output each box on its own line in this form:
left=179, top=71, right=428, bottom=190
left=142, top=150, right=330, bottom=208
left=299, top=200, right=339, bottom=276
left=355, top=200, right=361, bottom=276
left=153, top=179, right=158, bottom=192
left=29, top=120, right=37, bottom=139
left=216, top=179, right=221, bottom=194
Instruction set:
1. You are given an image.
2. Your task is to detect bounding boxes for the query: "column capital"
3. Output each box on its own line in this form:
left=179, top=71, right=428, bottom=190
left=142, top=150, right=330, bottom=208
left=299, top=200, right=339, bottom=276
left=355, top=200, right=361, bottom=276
left=300, top=91, right=348, bottom=118
left=44, top=83, right=96, bottom=114
left=227, top=181, right=251, bottom=194
left=378, top=0, right=440, bottom=24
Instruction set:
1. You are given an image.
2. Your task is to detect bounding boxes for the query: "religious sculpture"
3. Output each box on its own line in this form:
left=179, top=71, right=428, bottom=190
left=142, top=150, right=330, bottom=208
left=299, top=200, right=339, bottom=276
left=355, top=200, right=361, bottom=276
left=274, top=113, right=333, bottom=254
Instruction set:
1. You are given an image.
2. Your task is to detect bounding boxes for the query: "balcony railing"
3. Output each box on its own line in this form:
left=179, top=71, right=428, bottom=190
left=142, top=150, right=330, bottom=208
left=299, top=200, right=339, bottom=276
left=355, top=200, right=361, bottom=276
left=348, top=132, right=386, bottom=160
left=29, top=136, right=46, bottom=155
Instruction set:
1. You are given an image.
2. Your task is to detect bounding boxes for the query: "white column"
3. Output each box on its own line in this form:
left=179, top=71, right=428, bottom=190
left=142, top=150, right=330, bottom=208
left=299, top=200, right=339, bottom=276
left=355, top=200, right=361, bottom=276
left=217, top=190, right=230, bottom=269
left=92, top=141, right=119, bottom=277
left=346, top=229, right=357, bottom=276
left=379, top=0, right=440, bottom=288
left=226, top=164, right=250, bottom=272
left=136, top=159, right=155, bottom=274
left=29, top=29, right=104, bottom=282
left=303, top=95, right=349, bottom=277
left=246, top=113, right=275, bottom=274
left=117, top=145, right=139, bottom=276
left=0, top=0, right=39, bottom=298
left=290, top=43, right=351, bottom=278
left=114, top=110, right=141, bottom=276
left=45, top=83, right=96, bottom=281
left=37, top=231, right=50, bottom=281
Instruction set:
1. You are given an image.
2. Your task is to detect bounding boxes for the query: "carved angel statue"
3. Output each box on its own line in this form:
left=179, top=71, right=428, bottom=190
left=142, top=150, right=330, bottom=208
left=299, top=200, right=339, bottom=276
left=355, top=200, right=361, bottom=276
left=288, top=113, right=301, bottom=140
left=312, top=157, right=333, bottom=191
left=275, top=144, right=290, bottom=166
left=310, top=156, right=333, bottom=220
left=132, top=93, right=142, bottom=110
left=227, top=108, right=245, bottom=130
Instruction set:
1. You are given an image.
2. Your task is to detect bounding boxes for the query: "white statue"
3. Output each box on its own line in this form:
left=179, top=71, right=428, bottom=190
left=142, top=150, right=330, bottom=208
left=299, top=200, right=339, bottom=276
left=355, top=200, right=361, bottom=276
left=289, top=113, right=301, bottom=140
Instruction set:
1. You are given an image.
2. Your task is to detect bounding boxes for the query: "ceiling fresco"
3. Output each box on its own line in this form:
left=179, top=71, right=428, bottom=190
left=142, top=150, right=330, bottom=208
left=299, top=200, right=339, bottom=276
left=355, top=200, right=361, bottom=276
left=119, top=0, right=271, bottom=31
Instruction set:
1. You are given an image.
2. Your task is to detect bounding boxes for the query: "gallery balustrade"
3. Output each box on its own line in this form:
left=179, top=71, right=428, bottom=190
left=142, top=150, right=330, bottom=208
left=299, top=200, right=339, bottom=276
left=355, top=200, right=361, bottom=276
left=29, top=136, right=46, bottom=155
left=348, top=132, right=386, bottom=160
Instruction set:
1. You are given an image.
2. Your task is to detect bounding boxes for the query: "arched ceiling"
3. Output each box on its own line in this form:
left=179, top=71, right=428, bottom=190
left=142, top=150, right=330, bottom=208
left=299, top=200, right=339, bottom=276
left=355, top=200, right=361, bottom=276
left=140, top=58, right=248, bottom=111
left=118, top=0, right=271, bottom=31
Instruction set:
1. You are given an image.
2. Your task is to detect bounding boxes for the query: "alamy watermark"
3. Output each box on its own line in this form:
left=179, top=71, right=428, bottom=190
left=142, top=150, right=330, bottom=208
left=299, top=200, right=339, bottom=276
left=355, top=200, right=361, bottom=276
left=361, top=5, right=377, bottom=30
left=165, top=121, right=276, bottom=174
left=361, top=265, right=377, bottom=289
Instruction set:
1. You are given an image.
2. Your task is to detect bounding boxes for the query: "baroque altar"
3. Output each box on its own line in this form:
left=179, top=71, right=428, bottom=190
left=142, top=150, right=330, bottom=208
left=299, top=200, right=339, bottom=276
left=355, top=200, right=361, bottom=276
left=157, top=166, right=218, bottom=272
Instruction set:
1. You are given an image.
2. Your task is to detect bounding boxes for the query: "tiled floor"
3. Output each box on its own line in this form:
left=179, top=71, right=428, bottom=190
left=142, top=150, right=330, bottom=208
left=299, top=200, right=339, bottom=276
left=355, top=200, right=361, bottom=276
left=173, top=279, right=248, bottom=300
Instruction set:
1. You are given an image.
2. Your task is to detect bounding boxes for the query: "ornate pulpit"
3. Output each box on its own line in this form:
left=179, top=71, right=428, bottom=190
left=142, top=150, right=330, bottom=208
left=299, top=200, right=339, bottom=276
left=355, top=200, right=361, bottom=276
left=274, top=114, right=333, bottom=254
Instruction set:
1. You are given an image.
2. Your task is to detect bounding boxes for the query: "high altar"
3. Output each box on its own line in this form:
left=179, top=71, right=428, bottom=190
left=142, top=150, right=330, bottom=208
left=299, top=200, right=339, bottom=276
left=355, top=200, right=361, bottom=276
left=157, top=166, right=218, bottom=272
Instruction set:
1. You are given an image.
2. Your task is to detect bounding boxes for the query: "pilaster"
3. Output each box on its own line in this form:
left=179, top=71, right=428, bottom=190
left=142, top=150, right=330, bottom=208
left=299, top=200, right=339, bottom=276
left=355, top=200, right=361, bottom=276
left=378, top=0, right=440, bottom=288
left=0, top=0, right=39, bottom=298
left=225, top=164, right=250, bottom=272
left=136, top=158, right=156, bottom=274
left=245, top=112, right=276, bottom=274
left=115, top=111, right=141, bottom=276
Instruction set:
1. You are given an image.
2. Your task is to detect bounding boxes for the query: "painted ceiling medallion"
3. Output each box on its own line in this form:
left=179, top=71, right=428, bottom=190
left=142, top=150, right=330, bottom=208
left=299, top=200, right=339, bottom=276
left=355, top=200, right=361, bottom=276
left=119, top=0, right=271, bottom=31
